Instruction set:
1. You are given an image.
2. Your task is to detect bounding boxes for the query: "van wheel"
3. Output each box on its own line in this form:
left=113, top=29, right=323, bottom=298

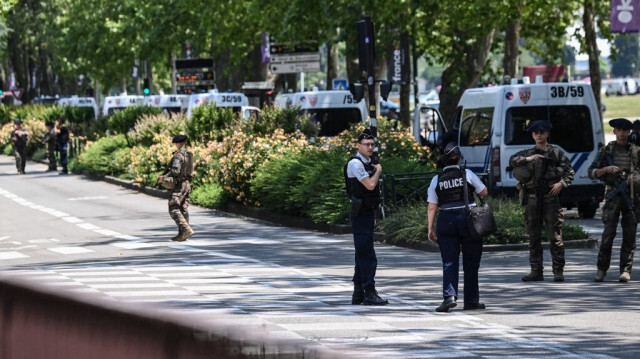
left=578, top=203, right=598, bottom=219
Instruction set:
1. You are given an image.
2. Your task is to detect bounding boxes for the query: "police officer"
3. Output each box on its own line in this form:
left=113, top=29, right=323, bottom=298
left=427, top=142, right=488, bottom=312
left=11, top=119, right=28, bottom=175
left=55, top=117, right=69, bottom=175
left=42, top=121, right=57, bottom=171
left=158, top=134, right=195, bottom=242
left=509, top=120, right=574, bottom=282
left=345, top=129, right=388, bottom=306
left=588, top=118, right=640, bottom=282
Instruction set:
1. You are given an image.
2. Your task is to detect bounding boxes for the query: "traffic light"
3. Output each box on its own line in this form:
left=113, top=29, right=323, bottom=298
left=143, top=78, right=150, bottom=95
left=349, top=82, right=364, bottom=102
left=380, top=81, right=392, bottom=101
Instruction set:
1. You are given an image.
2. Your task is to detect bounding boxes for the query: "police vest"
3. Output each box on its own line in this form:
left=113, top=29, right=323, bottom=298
left=435, top=167, right=474, bottom=207
left=344, top=157, right=382, bottom=210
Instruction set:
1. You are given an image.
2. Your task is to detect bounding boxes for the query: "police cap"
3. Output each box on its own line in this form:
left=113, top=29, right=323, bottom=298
left=13, top=119, right=22, bottom=125
left=512, top=166, right=532, bottom=183
left=172, top=134, right=187, bottom=143
left=357, top=128, right=374, bottom=142
left=610, top=118, right=633, bottom=130
left=526, top=120, right=552, bottom=132
left=443, top=141, right=461, bottom=157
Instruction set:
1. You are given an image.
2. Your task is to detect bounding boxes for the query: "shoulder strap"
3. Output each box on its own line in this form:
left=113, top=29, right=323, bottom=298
left=461, top=163, right=483, bottom=211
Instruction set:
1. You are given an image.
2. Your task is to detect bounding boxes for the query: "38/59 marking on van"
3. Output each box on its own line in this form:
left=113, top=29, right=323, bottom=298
left=550, top=86, right=584, bottom=98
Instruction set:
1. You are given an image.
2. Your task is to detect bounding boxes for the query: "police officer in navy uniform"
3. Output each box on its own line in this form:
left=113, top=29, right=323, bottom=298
left=345, top=129, right=388, bottom=306
left=427, top=142, right=488, bottom=312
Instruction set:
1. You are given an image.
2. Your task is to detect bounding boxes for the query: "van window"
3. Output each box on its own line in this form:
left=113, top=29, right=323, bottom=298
left=304, top=108, right=362, bottom=137
left=505, top=105, right=593, bottom=152
left=459, top=107, right=493, bottom=146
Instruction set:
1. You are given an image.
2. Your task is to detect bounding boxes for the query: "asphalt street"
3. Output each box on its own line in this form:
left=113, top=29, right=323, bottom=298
left=0, top=155, right=638, bottom=359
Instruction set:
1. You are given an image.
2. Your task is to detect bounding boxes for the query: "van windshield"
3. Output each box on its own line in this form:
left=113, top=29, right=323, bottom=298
left=458, top=107, right=493, bottom=146
left=505, top=105, right=594, bottom=152
left=303, top=108, right=362, bottom=137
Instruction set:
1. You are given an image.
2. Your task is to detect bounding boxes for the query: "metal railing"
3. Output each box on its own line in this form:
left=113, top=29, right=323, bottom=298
left=381, top=171, right=489, bottom=217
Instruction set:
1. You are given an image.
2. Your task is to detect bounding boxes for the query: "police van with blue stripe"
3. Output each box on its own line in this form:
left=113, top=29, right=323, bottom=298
left=439, top=76, right=605, bottom=218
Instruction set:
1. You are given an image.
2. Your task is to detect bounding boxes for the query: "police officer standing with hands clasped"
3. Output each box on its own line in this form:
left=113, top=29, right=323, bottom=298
left=509, top=120, right=574, bottom=282
left=588, top=118, right=640, bottom=282
left=427, top=142, right=488, bottom=312
left=344, top=129, right=388, bottom=306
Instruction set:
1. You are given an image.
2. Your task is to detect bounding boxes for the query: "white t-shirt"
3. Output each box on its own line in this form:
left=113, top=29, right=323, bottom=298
left=427, top=165, right=486, bottom=206
left=346, top=152, right=372, bottom=182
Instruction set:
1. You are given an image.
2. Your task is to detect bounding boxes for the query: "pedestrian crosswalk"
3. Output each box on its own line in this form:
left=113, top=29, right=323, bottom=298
left=6, top=252, right=616, bottom=359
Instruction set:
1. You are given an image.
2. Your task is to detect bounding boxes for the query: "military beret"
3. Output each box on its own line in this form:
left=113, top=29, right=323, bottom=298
left=443, top=141, right=461, bottom=157
left=357, top=128, right=374, bottom=142
left=526, top=120, right=552, bottom=132
left=610, top=118, right=633, bottom=130
left=172, top=134, right=187, bottom=143
left=45, top=121, right=54, bottom=126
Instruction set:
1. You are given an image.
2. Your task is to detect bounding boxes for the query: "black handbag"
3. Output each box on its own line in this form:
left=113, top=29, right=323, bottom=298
left=462, top=165, right=497, bottom=241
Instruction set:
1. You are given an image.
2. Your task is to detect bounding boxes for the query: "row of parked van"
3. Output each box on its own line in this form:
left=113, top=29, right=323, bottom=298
left=42, top=90, right=261, bottom=121
left=604, top=78, right=639, bottom=96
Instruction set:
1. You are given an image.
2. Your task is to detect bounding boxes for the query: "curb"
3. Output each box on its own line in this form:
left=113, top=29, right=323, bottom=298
left=78, top=171, right=597, bottom=253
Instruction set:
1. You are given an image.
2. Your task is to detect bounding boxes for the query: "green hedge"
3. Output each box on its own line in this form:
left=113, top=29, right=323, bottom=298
left=71, top=135, right=129, bottom=175
left=380, top=196, right=588, bottom=245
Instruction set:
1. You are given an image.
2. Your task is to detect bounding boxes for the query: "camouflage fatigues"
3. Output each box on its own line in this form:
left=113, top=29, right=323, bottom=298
left=588, top=141, right=640, bottom=274
left=11, top=129, right=28, bottom=174
left=510, top=144, right=575, bottom=274
left=42, top=127, right=57, bottom=170
left=164, top=148, right=192, bottom=234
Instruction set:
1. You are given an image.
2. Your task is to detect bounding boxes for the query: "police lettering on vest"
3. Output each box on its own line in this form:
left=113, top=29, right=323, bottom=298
left=435, top=167, right=474, bottom=208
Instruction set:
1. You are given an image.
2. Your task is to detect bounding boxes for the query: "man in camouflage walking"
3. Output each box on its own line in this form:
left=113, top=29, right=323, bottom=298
left=509, top=120, right=574, bottom=282
left=42, top=121, right=57, bottom=171
left=10, top=119, right=28, bottom=175
left=158, top=134, right=195, bottom=241
left=588, top=118, right=640, bottom=283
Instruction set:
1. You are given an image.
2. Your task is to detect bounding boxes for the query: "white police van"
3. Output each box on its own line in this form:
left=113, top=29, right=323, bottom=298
left=102, top=95, right=144, bottom=117
left=448, top=76, right=605, bottom=217
left=144, top=94, right=187, bottom=114
left=185, top=90, right=250, bottom=118
left=274, top=90, right=367, bottom=137
left=57, top=96, right=99, bottom=120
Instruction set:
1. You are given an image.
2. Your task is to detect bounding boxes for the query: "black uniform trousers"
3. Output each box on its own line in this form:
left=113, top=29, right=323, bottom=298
left=350, top=207, right=377, bottom=291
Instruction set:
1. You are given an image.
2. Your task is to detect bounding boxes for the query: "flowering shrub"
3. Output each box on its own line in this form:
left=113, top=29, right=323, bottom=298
left=72, top=135, right=129, bottom=175
left=185, top=105, right=238, bottom=143
left=119, top=134, right=174, bottom=186
left=107, top=106, right=162, bottom=135
left=134, top=113, right=188, bottom=147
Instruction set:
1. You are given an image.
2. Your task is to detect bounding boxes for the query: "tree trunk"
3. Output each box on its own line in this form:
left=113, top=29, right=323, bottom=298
left=170, top=52, right=177, bottom=94
left=439, top=29, right=497, bottom=128
left=146, top=60, right=153, bottom=94
left=121, top=77, right=127, bottom=94
left=503, top=18, right=522, bottom=79
left=326, top=42, right=339, bottom=90
left=583, top=1, right=602, bottom=122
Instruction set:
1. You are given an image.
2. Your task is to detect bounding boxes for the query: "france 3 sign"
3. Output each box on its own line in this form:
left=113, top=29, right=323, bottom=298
left=611, top=0, right=640, bottom=33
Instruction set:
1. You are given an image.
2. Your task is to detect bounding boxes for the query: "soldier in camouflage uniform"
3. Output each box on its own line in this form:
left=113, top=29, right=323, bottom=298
left=10, top=119, right=28, bottom=175
left=41, top=121, right=57, bottom=171
left=588, top=118, right=640, bottom=283
left=509, top=120, right=574, bottom=282
left=158, top=134, right=195, bottom=242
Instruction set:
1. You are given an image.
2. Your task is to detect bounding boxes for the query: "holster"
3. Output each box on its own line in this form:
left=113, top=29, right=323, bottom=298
left=517, top=183, right=528, bottom=206
left=350, top=195, right=363, bottom=216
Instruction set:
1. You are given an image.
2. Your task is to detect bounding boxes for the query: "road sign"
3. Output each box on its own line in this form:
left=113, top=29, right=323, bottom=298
left=332, top=79, right=348, bottom=90
left=270, top=62, right=320, bottom=74
left=11, top=88, right=23, bottom=99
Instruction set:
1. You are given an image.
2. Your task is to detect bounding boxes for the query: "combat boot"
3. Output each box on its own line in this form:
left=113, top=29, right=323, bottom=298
left=521, top=271, right=544, bottom=282
left=351, top=284, right=364, bottom=305
left=171, top=229, right=183, bottom=242
left=594, top=269, right=606, bottom=282
left=553, top=271, right=564, bottom=282
left=619, top=272, right=631, bottom=282
left=362, top=289, right=388, bottom=306
left=181, top=226, right=195, bottom=241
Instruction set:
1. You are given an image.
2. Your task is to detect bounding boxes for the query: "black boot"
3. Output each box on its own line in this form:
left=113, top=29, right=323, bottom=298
left=436, top=296, right=457, bottom=312
left=363, top=289, right=389, bottom=306
left=351, top=284, right=364, bottom=305
left=521, top=271, right=544, bottom=282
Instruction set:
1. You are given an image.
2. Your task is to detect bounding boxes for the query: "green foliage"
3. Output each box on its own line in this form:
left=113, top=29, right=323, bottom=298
left=379, top=202, right=428, bottom=244
left=72, top=135, right=129, bottom=175
left=134, top=113, right=188, bottom=147
left=185, top=105, right=238, bottom=143
left=31, top=147, right=47, bottom=161
left=107, top=106, right=162, bottom=136
left=0, top=106, right=12, bottom=125
left=3, top=143, right=11, bottom=155
left=248, top=105, right=318, bottom=138
left=191, top=182, right=228, bottom=209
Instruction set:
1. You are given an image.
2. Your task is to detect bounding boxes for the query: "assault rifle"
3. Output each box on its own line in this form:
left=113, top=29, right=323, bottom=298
left=534, top=152, right=550, bottom=225
left=604, top=153, right=637, bottom=223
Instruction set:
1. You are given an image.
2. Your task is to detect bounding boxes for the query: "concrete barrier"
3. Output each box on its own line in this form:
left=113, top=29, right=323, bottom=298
left=0, top=274, right=338, bottom=359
